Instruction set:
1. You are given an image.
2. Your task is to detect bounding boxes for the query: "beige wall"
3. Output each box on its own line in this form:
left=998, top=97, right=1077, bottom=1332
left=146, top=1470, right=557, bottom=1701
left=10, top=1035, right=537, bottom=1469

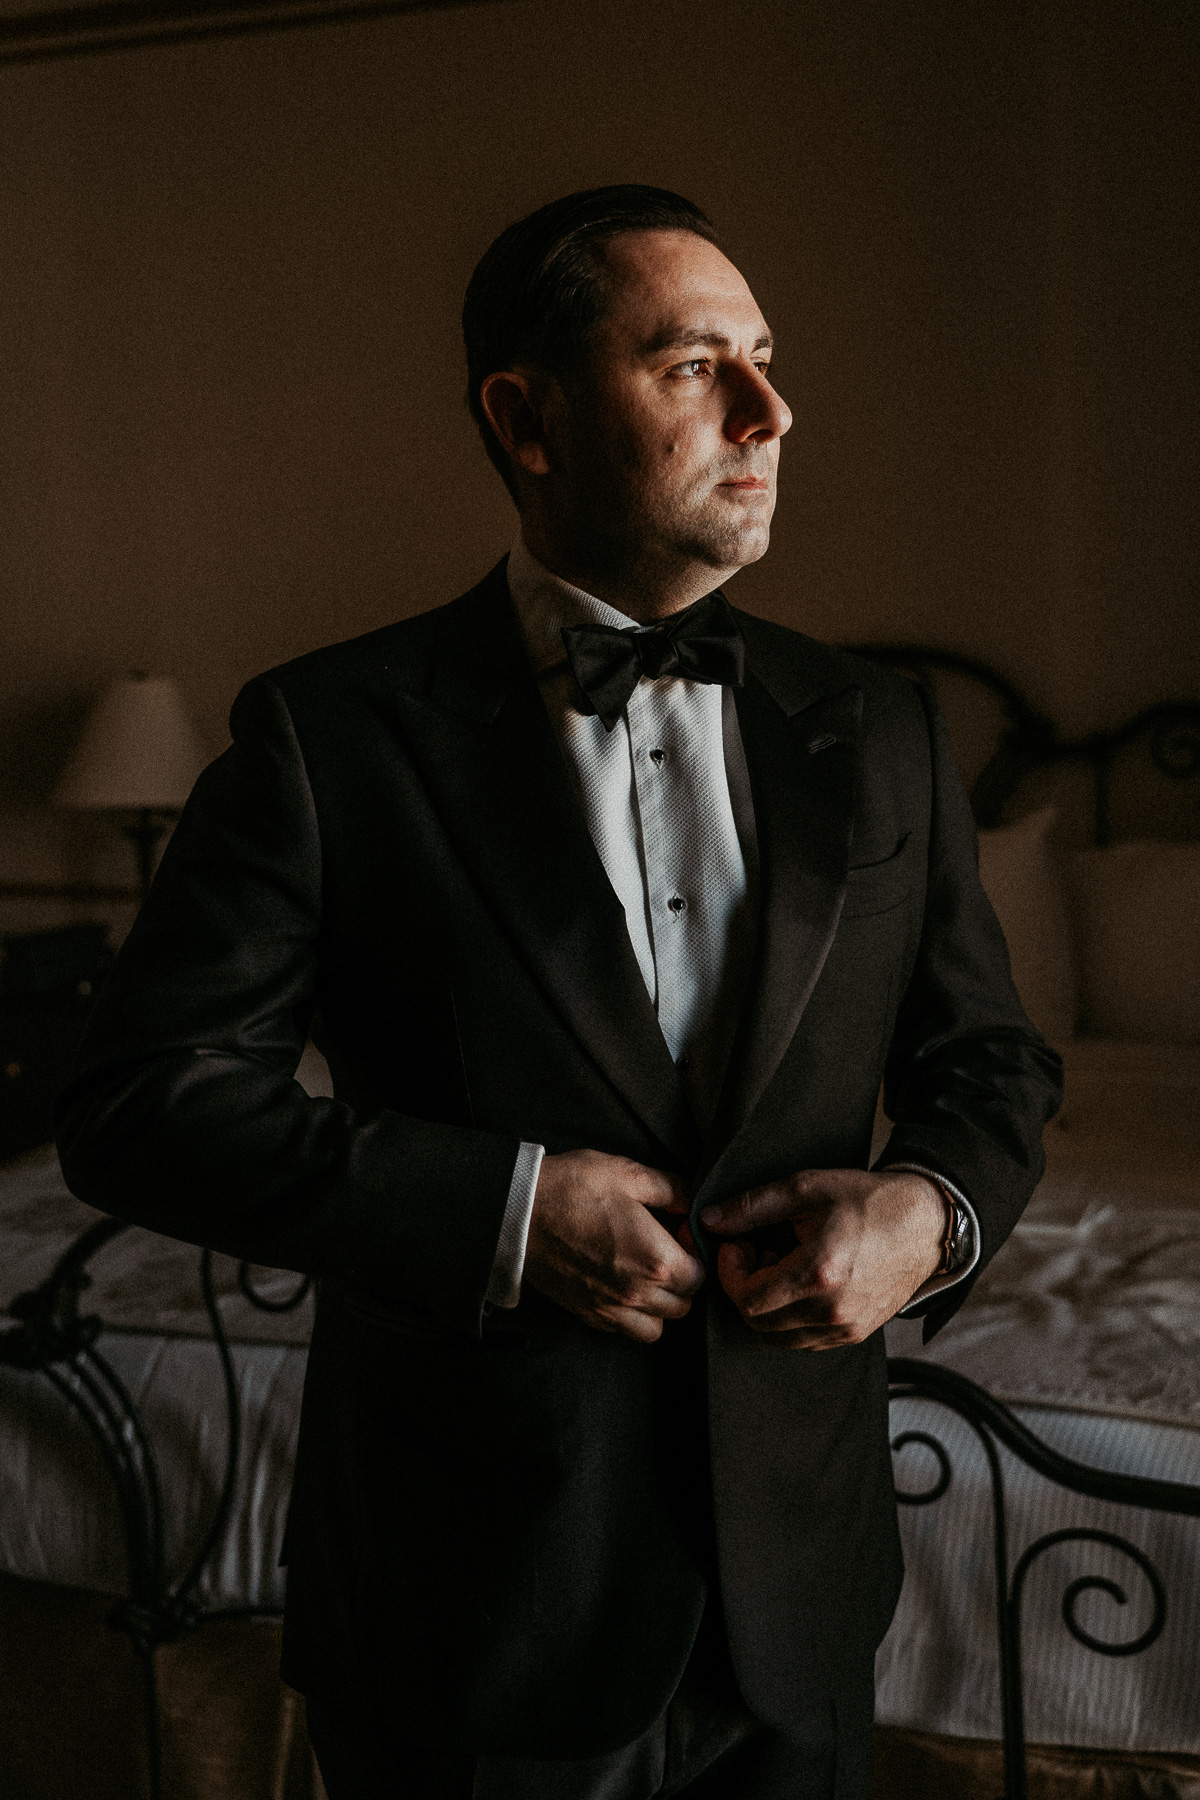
left=1, top=0, right=1197, bottom=936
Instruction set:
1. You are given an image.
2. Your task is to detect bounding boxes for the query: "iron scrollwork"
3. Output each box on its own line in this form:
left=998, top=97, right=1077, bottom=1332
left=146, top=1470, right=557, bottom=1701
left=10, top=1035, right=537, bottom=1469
left=891, top=1428, right=952, bottom=1505
left=0, top=1220, right=311, bottom=1800
left=1149, top=708, right=1200, bottom=783
left=850, top=645, right=1200, bottom=842
left=237, top=1260, right=313, bottom=1312
left=888, top=1357, right=1200, bottom=1800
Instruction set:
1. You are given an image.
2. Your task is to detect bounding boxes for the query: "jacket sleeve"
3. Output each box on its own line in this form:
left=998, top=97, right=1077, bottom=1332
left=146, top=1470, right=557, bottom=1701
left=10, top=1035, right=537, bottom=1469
left=874, top=684, right=1064, bottom=1339
left=54, top=675, right=522, bottom=1336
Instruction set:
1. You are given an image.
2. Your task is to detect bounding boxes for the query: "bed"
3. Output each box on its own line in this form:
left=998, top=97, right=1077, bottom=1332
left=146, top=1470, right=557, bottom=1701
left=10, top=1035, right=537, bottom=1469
left=861, top=652, right=1200, bottom=1797
left=1, top=660, right=1198, bottom=1800
left=876, top=1042, right=1200, bottom=1798
left=0, top=1037, right=333, bottom=1799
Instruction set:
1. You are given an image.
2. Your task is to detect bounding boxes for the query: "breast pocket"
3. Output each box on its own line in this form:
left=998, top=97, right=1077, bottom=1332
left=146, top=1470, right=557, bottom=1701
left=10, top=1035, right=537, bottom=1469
left=841, top=834, right=913, bottom=918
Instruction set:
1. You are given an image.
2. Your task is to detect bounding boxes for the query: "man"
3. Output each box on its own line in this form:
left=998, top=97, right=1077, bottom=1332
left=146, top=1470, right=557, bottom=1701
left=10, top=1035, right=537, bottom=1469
left=57, top=186, right=1061, bottom=1798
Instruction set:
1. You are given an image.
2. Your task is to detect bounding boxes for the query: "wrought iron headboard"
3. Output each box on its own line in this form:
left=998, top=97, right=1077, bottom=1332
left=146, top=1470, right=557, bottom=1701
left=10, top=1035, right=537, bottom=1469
left=850, top=644, right=1200, bottom=843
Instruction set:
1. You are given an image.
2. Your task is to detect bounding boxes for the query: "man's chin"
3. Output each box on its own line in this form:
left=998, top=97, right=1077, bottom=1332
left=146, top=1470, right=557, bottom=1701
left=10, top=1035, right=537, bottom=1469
left=688, top=519, right=772, bottom=574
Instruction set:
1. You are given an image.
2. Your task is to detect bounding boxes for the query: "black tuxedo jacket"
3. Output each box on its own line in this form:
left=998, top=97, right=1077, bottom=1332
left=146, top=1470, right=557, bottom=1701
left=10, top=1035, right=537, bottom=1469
left=56, top=559, right=1061, bottom=1756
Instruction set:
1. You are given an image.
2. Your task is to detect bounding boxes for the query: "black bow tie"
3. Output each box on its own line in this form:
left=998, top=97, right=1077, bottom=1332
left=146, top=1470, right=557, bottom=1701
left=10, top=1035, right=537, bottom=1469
left=560, top=592, right=745, bottom=731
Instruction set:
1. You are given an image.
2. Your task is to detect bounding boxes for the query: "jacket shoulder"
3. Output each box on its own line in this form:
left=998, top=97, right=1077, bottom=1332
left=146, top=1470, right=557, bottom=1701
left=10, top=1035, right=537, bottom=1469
left=245, top=559, right=511, bottom=712
left=732, top=606, right=926, bottom=723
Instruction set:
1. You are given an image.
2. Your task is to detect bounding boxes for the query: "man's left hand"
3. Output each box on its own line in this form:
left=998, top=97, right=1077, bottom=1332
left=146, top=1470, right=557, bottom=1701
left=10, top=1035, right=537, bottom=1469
left=699, top=1169, right=945, bottom=1350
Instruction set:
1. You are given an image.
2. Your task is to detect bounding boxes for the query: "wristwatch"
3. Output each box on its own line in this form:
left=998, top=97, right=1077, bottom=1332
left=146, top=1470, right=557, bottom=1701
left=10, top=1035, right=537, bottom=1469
left=934, top=1184, right=974, bottom=1277
left=881, top=1160, right=978, bottom=1285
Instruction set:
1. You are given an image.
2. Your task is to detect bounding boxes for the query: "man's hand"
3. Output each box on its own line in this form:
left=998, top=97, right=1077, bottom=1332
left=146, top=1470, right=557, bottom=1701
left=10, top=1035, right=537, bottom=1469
left=700, top=1169, right=945, bottom=1350
left=524, top=1149, right=703, bottom=1343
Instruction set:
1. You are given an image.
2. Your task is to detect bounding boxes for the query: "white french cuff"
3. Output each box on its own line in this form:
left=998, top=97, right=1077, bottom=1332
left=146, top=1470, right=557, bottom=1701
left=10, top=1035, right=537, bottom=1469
left=883, top=1162, right=981, bottom=1314
left=484, top=1140, right=546, bottom=1309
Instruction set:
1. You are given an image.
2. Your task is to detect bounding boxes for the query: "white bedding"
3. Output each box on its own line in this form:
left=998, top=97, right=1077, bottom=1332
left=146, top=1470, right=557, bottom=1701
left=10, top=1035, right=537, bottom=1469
left=1, top=1329, right=301, bottom=1611
left=875, top=1400, right=1200, bottom=1751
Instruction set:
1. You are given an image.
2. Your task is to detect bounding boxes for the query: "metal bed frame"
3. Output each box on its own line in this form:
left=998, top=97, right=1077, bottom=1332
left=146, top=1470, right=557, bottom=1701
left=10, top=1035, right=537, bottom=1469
left=0, top=1224, right=311, bottom=1798
left=2, top=652, right=1199, bottom=1800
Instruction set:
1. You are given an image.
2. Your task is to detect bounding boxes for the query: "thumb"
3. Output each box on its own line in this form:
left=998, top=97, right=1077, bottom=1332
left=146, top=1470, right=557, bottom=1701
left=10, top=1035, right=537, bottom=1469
left=635, top=1168, right=690, bottom=1214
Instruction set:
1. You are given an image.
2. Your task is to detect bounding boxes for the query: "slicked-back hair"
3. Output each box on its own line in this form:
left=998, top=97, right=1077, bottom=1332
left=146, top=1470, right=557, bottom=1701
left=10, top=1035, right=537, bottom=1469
left=462, top=185, right=719, bottom=498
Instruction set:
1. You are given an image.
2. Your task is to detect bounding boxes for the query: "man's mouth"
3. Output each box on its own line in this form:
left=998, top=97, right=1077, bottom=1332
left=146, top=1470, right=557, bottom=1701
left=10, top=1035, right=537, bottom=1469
left=717, top=477, right=769, bottom=491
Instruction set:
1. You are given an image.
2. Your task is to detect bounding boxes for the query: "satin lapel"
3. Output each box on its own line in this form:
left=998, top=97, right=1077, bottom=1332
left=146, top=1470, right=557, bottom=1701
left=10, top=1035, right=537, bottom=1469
left=391, top=569, right=699, bottom=1169
left=708, top=671, right=863, bottom=1150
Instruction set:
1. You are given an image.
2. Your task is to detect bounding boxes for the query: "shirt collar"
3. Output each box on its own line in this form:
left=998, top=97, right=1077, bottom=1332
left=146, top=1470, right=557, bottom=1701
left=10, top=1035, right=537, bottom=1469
left=506, top=537, right=638, bottom=679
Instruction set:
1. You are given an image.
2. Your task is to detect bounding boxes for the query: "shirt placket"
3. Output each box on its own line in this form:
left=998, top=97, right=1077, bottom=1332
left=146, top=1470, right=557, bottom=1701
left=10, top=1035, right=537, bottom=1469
left=628, top=681, right=697, bottom=1067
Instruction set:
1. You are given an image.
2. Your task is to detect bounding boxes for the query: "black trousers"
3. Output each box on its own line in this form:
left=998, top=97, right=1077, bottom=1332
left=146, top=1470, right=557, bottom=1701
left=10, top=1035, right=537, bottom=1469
left=306, top=1601, right=869, bottom=1800
left=308, top=1713, right=835, bottom=1800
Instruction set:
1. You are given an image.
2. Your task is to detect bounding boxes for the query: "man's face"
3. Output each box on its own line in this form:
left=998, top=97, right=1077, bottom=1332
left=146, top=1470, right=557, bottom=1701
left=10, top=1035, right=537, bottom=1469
left=551, top=230, right=792, bottom=583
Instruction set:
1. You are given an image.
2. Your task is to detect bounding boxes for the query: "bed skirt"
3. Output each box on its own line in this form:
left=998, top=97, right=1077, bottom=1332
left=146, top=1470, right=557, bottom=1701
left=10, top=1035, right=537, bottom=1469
left=0, top=1571, right=318, bottom=1799
left=871, top=1727, right=1200, bottom=1798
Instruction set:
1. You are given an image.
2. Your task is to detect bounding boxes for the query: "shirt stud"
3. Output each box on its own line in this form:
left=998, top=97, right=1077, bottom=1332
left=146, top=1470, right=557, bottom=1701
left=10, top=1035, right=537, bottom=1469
left=667, top=894, right=687, bottom=914
left=649, top=748, right=666, bottom=765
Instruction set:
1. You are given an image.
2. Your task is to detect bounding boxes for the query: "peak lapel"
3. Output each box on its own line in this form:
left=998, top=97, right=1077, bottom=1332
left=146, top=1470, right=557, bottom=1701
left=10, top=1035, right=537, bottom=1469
left=394, top=567, right=699, bottom=1170
left=708, top=670, right=863, bottom=1152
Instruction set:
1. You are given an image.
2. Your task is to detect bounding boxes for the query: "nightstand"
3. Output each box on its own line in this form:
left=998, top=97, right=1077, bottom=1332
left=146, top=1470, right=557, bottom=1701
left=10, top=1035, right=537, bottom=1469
left=0, top=925, right=114, bottom=1162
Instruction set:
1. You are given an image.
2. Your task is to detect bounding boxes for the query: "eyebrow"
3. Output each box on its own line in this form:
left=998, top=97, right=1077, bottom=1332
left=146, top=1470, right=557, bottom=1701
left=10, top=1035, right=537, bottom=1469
left=640, top=326, right=775, bottom=357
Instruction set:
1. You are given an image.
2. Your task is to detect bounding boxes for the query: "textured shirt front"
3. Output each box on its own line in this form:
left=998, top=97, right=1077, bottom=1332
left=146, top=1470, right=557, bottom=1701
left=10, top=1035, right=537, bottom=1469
left=506, top=537, right=756, bottom=1117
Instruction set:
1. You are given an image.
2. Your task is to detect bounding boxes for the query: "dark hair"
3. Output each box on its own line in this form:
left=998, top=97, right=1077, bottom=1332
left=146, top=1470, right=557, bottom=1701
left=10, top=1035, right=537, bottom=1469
left=462, top=184, right=718, bottom=496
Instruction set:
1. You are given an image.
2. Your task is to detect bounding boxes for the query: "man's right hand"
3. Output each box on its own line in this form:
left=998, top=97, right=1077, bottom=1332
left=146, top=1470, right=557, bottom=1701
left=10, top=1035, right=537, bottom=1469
left=523, top=1149, right=703, bottom=1342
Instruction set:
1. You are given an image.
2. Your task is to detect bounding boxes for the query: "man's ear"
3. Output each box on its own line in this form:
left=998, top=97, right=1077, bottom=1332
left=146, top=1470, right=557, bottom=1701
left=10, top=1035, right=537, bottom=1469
left=479, top=369, right=554, bottom=478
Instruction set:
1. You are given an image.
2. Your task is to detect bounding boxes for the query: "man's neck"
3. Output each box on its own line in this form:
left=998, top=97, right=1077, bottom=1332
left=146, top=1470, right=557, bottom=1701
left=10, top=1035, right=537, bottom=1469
left=515, top=524, right=735, bottom=623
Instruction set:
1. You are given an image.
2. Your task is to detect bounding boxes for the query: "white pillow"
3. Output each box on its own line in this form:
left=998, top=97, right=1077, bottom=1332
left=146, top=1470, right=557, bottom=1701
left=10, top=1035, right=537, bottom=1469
left=977, top=806, right=1078, bottom=1046
left=1066, top=841, right=1200, bottom=1043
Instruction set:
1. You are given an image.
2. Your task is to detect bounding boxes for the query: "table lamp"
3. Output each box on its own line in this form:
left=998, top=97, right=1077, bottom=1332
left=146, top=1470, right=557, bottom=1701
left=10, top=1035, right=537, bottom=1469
left=53, top=672, right=208, bottom=902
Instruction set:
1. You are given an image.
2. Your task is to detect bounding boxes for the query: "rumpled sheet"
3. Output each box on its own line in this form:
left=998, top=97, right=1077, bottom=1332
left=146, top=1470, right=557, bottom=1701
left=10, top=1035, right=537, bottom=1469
left=0, top=1322, right=303, bottom=1610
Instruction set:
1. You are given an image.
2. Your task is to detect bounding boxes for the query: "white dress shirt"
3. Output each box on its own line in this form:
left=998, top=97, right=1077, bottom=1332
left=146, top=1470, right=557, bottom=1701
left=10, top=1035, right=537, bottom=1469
left=485, top=539, right=977, bottom=1312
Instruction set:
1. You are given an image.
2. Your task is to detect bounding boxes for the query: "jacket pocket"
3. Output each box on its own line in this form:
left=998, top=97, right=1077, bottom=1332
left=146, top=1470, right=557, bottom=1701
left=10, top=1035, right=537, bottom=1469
left=841, top=835, right=913, bottom=919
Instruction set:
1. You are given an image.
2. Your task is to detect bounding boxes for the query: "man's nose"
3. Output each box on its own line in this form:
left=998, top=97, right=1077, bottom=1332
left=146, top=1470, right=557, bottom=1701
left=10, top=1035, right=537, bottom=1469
left=725, top=363, right=792, bottom=445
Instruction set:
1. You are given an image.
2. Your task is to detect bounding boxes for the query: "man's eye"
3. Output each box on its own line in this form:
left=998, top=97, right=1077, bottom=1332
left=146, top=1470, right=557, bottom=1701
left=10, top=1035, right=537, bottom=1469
left=671, top=359, right=710, bottom=379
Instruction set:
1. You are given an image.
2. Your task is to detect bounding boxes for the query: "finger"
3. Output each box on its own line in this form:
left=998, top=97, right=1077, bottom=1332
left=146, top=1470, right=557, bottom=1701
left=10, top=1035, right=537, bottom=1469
left=631, top=1165, right=690, bottom=1215
left=698, top=1173, right=841, bottom=1231
left=699, top=1182, right=802, bottom=1234
left=599, top=1277, right=697, bottom=1320
left=664, top=1251, right=706, bottom=1298
left=592, top=1304, right=667, bottom=1344
left=716, top=1242, right=831, bottom=1322
left=767, top=1325, right=858, bottom=1352
left=719, top=1258, right=881, bottom=1340
left=715, top=1239, right=753, bottom=1295
left=736, top=1294, right=841, bottom=1332
left=631, top=1216, right=705, bottom=1298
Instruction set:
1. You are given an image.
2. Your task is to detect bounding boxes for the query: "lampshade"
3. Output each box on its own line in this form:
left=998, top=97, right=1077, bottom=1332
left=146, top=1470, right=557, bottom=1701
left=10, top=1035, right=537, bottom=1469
left=54, top=673, right=207, bottom=812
